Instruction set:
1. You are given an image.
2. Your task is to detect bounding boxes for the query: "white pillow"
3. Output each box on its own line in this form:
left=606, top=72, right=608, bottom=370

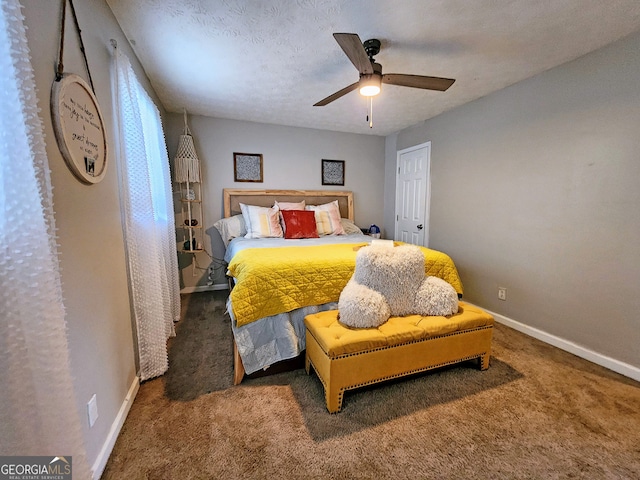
left=240, top=203, right=284, bottom=239
left=340, top=218, right=364, bottom=235
left=306, top=200, right=346, bottom=235
left=274, top=200, right=305, bottom=211
left=213, top=215, right=246, bottom=247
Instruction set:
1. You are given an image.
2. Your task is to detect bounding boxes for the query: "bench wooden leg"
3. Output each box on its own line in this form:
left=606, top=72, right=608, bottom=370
left=326, top=384, right=343, bottom=414
left=479, top=352, right=490, bottom=371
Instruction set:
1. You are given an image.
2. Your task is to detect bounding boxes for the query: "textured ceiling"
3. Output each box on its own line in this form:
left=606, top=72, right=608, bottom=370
left=107, top=0, right=640, bottom=136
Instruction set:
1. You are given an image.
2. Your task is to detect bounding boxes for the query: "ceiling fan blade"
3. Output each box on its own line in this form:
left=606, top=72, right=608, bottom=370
left=333, top=33, right=373, bottom=75
left=313, top=82, right=359, bottom=106
left=382, top=74, right=455, bottom=91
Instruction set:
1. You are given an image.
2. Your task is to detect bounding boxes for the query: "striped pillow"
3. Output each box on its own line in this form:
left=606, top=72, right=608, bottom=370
left=240, top=203, right=283, bottom=239
left=306, top=200, right=346, bottom=236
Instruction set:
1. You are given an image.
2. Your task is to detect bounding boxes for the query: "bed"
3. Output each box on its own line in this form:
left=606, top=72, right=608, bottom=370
left=219, top=189, right=463, bottom=384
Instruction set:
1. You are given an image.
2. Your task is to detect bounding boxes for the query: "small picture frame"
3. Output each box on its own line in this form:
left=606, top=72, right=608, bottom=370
left=84, top=156, right=95, bottom=176
left=322, top=159, right=345, bottom=186
left=234, top=152, right=263, bottom=182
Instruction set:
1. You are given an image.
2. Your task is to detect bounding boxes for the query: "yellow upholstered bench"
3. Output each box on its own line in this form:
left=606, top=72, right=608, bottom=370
left=304, top=302, right=494, bottom=413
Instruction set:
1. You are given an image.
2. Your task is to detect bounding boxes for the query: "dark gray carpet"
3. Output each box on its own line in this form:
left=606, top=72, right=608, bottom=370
left=102, top=290, right=640, bottom=479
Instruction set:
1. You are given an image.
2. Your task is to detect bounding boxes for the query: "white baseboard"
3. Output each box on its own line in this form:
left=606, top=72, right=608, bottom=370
left=180, top=283, right=229, bottom=294
left=479, top=305, right=640, bottom=383
left=92, top=376, right=140, bottom=480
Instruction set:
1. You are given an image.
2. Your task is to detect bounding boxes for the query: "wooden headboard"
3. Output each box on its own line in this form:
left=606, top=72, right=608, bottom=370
left=223, top=189, right=354, bottom=221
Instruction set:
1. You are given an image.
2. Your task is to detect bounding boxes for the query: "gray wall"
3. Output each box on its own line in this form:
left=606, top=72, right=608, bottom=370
left=382, top=132, right=398, bottom=240
left=164, top=116, right=386, bottom=289
left=389, top=31, right=640, bottom=369
left=22, top=0, right=157, bottom=473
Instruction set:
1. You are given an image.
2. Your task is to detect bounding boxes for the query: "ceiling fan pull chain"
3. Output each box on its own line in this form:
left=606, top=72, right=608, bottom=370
left=365, top=96, right=369, bottom=123
left=369, top=96, right=373, bottom=128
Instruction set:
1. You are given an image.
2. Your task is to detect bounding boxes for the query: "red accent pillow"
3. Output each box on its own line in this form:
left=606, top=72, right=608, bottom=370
left=281, top=210, right=319, bottom=239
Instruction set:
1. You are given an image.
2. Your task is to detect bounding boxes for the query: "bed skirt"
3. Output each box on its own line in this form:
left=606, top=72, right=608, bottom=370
left=227, top=297, right=338, bottom=375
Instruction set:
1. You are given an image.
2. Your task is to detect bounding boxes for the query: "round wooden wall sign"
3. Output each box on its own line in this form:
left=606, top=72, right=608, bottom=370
left=51, top=73, right=108, bottom=184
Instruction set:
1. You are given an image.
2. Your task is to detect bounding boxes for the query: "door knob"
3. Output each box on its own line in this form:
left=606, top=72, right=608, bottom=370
left=417, top=224, right=423, bottom=230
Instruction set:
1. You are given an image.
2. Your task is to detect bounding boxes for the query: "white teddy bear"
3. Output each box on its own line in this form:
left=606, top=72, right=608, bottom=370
left=338, top=244, right=459, bottom=328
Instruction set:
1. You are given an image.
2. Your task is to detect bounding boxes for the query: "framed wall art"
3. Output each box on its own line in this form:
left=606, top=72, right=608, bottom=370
left=321, top=159, right=345, bottom=186
left=234, top=152, right=263, bottom=182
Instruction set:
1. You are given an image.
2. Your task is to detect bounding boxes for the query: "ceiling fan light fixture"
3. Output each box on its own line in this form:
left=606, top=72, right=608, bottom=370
left=313, top=33, right=455, bottom=108
left=359, top=74, right=381, bottom=97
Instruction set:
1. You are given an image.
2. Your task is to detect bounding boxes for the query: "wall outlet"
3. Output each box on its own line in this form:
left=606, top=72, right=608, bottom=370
left=87, top=394, right=98, bottom=428
left=498, top=287, right=507, bottom=301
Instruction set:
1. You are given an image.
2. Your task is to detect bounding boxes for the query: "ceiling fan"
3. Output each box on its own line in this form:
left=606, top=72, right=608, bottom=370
left=314, top=33, right=455, bottom=107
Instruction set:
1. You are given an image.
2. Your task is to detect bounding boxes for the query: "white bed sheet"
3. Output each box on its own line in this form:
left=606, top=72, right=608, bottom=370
left=223, top=233, right=368, bottom=264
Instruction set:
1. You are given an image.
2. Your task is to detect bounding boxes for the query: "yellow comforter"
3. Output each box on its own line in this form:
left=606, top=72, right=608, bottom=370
left=227, top=242, right=463, bottom=327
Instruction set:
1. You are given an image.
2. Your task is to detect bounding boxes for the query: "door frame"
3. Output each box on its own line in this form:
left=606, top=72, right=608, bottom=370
left=394, top=141, right=431, bottom=246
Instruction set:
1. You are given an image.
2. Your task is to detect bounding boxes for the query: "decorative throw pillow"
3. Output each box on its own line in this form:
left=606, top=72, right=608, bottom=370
left=213, top=214, right=247, bottom=246
left=281, top=210, right=319, bottom=239
left=274, top=199, right=306, bottom=232
left=240, top=203, right=283, bottom=239
left=306, top=200, right=346, bottom=235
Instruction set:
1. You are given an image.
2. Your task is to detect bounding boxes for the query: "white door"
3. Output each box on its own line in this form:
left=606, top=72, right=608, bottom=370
left=395, top=142, right=431, bottom=246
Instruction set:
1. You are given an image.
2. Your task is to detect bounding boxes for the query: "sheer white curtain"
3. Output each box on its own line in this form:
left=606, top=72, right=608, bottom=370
left=112, top=48, right=180, bottom=381
left=0, top=0, right=91, bottom=476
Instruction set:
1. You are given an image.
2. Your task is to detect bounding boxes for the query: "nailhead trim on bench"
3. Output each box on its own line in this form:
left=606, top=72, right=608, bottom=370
left=313, top=325, right=492, bottom=360
left=306, top=324, right=493, bottom=412
left=308, top=351, right=488, bottom=411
